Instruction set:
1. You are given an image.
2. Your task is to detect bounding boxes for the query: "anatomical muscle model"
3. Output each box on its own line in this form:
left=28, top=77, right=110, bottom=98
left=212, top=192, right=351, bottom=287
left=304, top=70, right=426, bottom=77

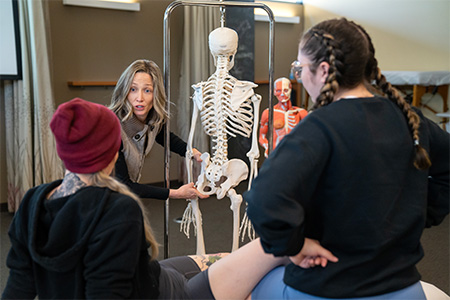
left=259, top=77, right=308, bottom=157
left=181, top=26, right=261, bottom=255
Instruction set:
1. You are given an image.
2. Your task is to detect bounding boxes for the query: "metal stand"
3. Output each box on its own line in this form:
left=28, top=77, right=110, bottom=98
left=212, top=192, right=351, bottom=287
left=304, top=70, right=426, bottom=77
left=162, top=0, right=275, bottom=258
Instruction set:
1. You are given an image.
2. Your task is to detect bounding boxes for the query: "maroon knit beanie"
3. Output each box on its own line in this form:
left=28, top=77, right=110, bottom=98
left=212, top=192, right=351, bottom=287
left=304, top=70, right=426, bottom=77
left=50, top=98, right=122, bottom=174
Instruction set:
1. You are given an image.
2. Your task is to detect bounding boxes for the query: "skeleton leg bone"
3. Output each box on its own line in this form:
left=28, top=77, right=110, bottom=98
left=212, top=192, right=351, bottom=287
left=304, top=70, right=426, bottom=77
left=227, top=188, right=243, bottom=252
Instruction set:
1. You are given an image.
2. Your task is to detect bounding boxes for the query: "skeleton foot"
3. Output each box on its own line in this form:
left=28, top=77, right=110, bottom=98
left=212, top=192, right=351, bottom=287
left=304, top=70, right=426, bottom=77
left=239, top=209, right=256, bottom=242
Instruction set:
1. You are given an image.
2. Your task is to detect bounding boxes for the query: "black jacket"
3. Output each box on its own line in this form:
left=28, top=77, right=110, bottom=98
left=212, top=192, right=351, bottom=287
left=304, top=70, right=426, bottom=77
left=246, top=96, right=449, bottom=298
left=115, top=125, right=187, bottom=200
left=2, top=181, right=160, bottom=299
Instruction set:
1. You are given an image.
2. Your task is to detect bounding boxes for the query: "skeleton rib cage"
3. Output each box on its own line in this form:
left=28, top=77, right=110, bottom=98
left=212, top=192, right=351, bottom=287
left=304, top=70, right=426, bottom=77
left=200, top=74, right=254, bottom=167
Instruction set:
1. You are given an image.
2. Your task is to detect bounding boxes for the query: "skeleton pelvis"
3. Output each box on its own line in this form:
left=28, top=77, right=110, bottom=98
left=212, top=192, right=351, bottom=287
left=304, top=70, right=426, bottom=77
left=196, top=152, right=249, bottom=199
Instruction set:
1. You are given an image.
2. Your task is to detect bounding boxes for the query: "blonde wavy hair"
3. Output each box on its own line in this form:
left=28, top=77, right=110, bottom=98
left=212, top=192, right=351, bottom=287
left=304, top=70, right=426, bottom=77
left=109, top=59, right=169, bottom=128
left=90, top=171, right=159, bottom=259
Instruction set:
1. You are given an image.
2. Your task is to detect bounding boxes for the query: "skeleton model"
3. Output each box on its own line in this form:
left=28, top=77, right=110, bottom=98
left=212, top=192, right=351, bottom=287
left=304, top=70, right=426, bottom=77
left=181, top=26, right=261, bottom=255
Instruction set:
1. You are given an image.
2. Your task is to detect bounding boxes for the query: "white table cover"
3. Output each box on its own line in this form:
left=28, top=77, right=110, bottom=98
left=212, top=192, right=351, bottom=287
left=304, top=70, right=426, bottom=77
left=382, top=71, right=450, bottom=86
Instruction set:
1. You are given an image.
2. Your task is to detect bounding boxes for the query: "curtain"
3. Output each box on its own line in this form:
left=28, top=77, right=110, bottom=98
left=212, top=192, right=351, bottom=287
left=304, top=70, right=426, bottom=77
left=176, top=6, right=220, bottom=181
left=2, top=0, right=63, bottom=212
left=178, top=6, right=220, bottom=152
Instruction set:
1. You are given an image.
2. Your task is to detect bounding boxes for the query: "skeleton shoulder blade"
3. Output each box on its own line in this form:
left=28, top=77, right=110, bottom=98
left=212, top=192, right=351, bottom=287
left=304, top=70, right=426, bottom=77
left=230, top=81, right=258, bottom=110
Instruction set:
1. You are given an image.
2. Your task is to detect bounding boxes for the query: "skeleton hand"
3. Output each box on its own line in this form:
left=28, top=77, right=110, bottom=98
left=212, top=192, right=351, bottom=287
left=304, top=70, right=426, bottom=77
left=170, top=182, right=209, bottom=199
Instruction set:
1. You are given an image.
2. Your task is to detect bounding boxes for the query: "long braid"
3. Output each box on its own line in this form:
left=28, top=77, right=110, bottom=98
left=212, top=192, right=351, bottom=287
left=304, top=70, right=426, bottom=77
left=312, top=31, right=340, bottom=110
left=303, top=18, right=431, bottom=170
left=374, top=69, right=431, bottom=169
left=90, top=172, right=160, bottom=259
left=353, top=21, right=431, bottom=170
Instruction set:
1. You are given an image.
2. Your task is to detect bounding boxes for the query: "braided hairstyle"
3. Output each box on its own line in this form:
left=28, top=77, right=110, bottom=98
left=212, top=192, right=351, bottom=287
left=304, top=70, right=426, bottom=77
left=300, top=18, right=430, bottom=170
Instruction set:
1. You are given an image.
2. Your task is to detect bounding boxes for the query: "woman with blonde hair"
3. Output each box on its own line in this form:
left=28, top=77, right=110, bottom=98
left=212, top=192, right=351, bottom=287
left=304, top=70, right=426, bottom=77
left=110, top=59, right=207, bottom=200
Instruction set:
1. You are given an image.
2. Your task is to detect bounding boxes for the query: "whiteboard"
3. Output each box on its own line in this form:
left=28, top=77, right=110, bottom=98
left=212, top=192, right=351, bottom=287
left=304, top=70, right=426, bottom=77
left=0, top=0, right=22, bottom=80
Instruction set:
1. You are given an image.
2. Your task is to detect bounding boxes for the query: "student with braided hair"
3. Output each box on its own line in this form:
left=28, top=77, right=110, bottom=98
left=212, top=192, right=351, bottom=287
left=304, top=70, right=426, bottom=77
left=235, top=18, right=449, bottom=299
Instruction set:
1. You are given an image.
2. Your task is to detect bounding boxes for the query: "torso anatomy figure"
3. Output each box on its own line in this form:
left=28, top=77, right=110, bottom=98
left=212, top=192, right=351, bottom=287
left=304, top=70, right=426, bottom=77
left=259, top=77, right=308, bottom=157
left=181, top=27, right=261, bottom=254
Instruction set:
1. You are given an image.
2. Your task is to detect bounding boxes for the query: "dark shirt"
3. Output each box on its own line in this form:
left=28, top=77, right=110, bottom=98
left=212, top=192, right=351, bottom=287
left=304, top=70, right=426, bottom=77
left=2, top=181, right=160, bottom=299
left=246, top=96, right=449, bottom=298
left=115, top=126, right=187, bottom=200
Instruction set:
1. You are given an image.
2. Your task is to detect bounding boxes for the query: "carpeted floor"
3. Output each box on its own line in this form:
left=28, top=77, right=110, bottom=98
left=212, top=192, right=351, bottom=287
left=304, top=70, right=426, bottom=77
left=1, top=189, right=449, bottom=295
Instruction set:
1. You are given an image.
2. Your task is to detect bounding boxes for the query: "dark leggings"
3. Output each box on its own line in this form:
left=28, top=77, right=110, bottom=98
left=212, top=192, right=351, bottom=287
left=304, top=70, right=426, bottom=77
left=158, top=256, right=214, bottom=299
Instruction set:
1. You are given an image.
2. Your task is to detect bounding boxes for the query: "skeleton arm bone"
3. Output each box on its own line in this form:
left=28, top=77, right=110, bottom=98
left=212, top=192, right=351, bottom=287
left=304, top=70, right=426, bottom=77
left=186, top=103, right=200, bottom=183
left=247, top=93, right=261, bottom=189
left=181, top=85, right=207, bottom=254
left=259, top=109, right=269, bottom=145
left=240, top=93, right=261, bottom=243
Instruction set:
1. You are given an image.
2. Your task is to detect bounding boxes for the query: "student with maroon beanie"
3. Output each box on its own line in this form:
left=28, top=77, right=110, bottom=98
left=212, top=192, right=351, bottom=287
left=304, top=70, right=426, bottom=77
left=1, top=98, right=215, bottom=299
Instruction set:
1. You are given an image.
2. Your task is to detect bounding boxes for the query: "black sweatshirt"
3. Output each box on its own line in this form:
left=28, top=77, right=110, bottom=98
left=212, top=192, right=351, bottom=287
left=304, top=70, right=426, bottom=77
left=246, top=96, right=449, bottom=298
left=2, top=181, right=160, bottom=299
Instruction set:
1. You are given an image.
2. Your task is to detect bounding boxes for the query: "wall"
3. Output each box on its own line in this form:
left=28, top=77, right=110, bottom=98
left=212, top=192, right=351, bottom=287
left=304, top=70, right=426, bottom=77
left=0, top=0, right=304, bottom=204
left=2, top=0, right=449, bottom=204
left=47, top=0, right=185, bottom=186
left=302, top=0, right=450, bottom=127
left=47, top=0, right=185, bottom=106
left=45, top=0, right=304, bottom=186
left=302, top=0, right=449, bottom=72
left=254, top=0, right=304, bottom=82
left=253, top=0, right=304, bottom=160
left=0, top=86, right=5, bottom=207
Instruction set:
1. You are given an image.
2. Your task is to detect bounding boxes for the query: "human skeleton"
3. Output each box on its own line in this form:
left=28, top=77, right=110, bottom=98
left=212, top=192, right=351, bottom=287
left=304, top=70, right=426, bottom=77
left=181, top=26, right=261, bottom=254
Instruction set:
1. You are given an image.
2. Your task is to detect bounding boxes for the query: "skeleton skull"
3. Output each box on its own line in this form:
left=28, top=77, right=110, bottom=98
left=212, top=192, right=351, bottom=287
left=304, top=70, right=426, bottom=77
left=209, top=27, right=238, bottom=70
